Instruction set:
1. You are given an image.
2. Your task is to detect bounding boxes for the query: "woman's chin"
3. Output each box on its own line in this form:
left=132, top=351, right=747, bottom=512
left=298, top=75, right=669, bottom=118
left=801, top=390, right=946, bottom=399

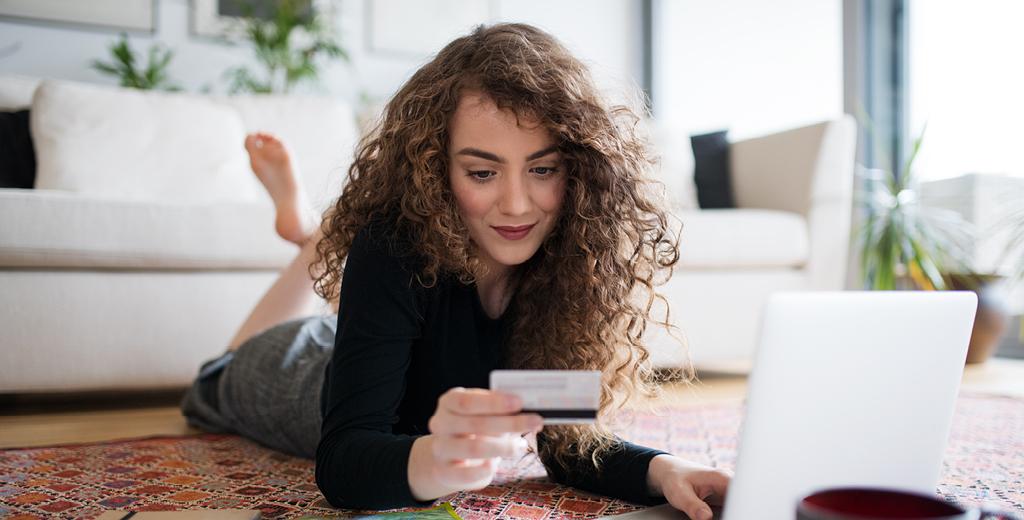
left=486, top=246, right=541, bottom=268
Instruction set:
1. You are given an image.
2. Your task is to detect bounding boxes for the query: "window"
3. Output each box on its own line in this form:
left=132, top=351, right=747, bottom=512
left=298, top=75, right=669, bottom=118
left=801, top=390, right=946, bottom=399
left=908, top=0, right=1024, bottom=181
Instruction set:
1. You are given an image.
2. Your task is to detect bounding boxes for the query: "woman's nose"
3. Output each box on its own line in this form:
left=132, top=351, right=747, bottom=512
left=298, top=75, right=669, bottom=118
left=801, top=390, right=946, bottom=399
left=498, top=173, right=531, bottom=216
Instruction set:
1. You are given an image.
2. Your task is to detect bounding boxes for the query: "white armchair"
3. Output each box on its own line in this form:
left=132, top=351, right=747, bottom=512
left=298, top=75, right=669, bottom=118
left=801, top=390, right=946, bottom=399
left=647, top=116, right=857, bottom=371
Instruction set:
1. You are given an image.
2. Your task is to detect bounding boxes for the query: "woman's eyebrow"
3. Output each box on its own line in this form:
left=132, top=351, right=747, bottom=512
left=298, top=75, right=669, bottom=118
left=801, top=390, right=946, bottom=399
left=455, top=145, right=559, bottom=163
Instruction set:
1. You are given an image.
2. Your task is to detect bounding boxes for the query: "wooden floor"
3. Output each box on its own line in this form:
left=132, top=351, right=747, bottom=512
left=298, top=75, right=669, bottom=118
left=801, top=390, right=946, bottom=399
left=1, top=359, right=1022, bottom=450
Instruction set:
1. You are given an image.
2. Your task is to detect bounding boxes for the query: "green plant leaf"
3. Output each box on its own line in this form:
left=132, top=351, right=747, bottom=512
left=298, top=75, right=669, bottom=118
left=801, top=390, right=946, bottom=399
left=90, top=61, right=120, bottom=76
left=90, top=32, right=180, bottom=91
left=899, top=122, right=928, bottom=190
left=854, top=120, right=982, bottom=290
left=908, top=238, right=946, bottom=290
left=225, top=0, right=346, bottom=93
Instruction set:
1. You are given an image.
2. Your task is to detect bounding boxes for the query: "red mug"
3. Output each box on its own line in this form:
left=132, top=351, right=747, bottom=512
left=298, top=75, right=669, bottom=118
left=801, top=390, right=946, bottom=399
left=796, top=488, right=1018, bottom=520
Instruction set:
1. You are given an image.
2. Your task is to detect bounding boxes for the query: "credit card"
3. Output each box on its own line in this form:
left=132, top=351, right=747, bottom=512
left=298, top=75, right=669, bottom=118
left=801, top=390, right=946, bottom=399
left=489, top=370, right=601, bottom=424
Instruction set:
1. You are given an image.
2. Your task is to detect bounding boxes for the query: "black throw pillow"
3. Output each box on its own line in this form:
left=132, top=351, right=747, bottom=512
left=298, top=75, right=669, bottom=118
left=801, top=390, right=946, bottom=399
left=0, top=109, right=36, bottom=189
left=691, top=130, right=735, bottom=209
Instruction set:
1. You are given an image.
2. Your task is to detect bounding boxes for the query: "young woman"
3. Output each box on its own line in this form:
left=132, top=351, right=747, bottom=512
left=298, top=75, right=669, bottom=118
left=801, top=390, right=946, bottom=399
left=182, top=23, right=730, bottom=519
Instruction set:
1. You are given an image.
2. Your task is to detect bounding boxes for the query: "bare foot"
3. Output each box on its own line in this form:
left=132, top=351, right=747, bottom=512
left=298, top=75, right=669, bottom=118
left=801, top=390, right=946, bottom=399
left=244, top=132, right=315, bottom=246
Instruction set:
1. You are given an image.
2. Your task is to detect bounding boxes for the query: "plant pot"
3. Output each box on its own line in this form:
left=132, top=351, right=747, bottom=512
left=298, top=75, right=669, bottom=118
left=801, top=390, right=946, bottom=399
left=945, top=273, right=1010, bottom=364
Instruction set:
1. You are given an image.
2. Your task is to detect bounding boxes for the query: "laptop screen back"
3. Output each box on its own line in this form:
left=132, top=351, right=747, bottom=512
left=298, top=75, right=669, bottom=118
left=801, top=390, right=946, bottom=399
left=722, top=291, right=977, bottom=520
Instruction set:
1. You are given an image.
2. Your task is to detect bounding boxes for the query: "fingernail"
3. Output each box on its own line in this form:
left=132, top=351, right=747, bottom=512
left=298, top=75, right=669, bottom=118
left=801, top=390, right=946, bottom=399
left=529, top=416, right=544, bottom=429
left=700, top=507, right=712, bottom=520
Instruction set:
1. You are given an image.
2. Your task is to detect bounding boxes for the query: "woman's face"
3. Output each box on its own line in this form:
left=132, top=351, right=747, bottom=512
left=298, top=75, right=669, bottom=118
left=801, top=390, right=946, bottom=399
left=448, top=92, right=566, bottom=275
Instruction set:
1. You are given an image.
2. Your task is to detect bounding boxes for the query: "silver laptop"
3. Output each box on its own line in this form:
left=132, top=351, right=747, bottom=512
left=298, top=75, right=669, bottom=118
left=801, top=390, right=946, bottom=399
left=602, top=291, right=978, bottom=520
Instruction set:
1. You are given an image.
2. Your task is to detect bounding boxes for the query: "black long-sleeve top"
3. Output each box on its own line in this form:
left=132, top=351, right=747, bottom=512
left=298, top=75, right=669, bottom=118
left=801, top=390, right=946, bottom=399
left=315, top=222, right=668, bottom=510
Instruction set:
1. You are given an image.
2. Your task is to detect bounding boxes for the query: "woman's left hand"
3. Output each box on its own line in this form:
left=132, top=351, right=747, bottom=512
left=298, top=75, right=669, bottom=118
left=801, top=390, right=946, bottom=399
left=647, top=454, right=731, bottom=520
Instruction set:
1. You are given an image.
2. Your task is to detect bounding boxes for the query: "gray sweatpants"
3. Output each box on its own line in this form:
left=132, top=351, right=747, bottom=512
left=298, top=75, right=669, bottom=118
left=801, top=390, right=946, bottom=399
left=180, top=315, right=337, bottom=458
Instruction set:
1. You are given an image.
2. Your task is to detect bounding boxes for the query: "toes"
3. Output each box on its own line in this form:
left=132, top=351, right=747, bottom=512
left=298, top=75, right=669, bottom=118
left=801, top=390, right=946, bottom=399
left=264, top=140, right=283, bottom=154
left=244, top=134, right=264, bottom=151
left=255, top=132, right=278, bottom=144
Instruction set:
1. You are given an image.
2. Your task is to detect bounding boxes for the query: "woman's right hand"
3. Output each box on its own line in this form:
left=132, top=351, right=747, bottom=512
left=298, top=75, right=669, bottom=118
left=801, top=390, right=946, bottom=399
left=408, top=387, right=543, bottom=500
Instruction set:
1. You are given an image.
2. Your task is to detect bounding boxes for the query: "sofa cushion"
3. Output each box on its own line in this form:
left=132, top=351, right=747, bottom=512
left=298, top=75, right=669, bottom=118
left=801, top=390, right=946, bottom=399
left=0, top=110, right=35, bottom=189
left=691, top=130, right=736, bottom=209
left=674, top=209, right=808, bottom=268
left=0, top=75, right=40, bottom=110
left=31, top=80, right=263, bottom=204
left=0, top=188, right=293, bottom=269
left=644, top=120, right=700, bottom=211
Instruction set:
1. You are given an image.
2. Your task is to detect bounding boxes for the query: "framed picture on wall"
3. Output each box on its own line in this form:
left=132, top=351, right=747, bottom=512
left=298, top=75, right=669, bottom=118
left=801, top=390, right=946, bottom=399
left=366, top=0, right=495, bottom=58
left=0, top=0, right=155, bottom=32
left=191, top=0, right=315, bottom=40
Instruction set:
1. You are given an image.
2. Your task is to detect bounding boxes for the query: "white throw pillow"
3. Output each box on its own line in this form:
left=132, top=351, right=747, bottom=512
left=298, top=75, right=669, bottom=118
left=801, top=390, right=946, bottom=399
left=0, top=75, right=41, bottom=110
left=646, top=120, right=700, bottom=211
left=31, top=80, right=261, bottom=204
left=213, top=94, right=360, bottom=213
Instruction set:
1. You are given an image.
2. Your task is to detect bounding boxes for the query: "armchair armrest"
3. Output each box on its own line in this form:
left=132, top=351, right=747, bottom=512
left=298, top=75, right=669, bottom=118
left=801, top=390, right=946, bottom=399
left=729, top=116, right=857, bottom=289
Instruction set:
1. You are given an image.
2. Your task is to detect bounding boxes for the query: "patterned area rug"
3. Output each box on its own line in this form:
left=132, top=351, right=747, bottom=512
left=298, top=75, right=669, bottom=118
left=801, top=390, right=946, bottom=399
left=1, top=394, right=1021, bottom=519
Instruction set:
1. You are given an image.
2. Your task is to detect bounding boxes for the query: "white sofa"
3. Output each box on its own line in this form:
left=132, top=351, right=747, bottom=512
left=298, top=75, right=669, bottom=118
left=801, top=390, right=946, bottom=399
left=0, top=76, right=856, bottom=392
left=0, top=78, right=357, bottom=392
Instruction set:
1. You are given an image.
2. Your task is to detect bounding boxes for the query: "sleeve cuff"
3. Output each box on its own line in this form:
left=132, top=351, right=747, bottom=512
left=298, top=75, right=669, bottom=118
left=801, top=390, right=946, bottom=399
left=623, top=443, right=671, bottom=505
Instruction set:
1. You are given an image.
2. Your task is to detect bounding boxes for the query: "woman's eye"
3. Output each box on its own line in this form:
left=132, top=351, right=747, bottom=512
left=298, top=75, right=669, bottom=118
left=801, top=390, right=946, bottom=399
left=532, top=166, right=559, bottom=176
left=469, top=170, right=495, bottom=181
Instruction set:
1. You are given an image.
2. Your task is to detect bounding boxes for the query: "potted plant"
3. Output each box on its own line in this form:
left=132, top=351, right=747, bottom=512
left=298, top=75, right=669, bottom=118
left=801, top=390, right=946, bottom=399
left=225, top=0, right=348, bottom=94
left=91, top=33, right=181, bottom=91
left=856, top=130, right=1010, bottom=363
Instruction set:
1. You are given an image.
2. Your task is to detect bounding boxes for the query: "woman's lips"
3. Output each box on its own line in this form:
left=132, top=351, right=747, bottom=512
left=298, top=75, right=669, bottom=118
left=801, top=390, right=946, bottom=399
left=492, top=224, right=535, bottom=240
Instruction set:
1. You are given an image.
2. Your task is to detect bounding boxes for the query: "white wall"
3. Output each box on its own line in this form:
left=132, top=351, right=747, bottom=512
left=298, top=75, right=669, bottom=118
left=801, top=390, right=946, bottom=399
left=0, top=0, right=261, bottom=94
left=653, top=0, right=844, bottom=138
left=2, top=0, right=844, bottom=134
left=0, top=0, right=642, bottom=110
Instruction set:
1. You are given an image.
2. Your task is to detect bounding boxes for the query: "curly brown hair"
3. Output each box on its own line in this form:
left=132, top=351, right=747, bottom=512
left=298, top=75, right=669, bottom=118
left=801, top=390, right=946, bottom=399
left=312, top=22, right=688, bottom=482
